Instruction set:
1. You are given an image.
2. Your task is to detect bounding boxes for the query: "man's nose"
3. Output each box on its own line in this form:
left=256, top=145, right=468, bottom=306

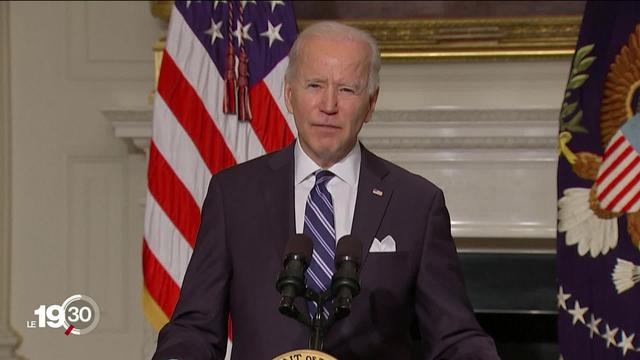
left=320, top=88, right=338, bottom=114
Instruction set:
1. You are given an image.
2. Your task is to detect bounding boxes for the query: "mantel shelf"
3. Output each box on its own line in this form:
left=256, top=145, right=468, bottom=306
left=103, top=107, right=560, bottom=245
left=104, top=108, right=560, bottom=153
left=103, top=108, right=153, bottom=153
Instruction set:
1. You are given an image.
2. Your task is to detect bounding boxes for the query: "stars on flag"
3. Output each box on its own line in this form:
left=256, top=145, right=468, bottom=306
left=260, top=20, right=284, bottom=47
left=558, top=286, right=639, bottom=356
left=557, top=285, right=571, bottom=310
left=240, top=0, right=257, bottom=7
left=205, top=19, right=224, bottom=44
left=588, top=315, right=602, bottom=339
left=619, top=331, right=636, bottom=356
left=196, top=0, right=288, bottom=49
left=269, top=0, right=285, bottom=12
left=604, top=325, right=619, bottom=349
left=200, top=14, right=285, bottom=49
left=232, top=20, right=253, bottom=45
left=567, top=300, right=588, bottom=325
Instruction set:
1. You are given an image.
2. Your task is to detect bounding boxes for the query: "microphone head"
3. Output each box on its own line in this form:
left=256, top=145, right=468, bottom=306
left=284, top=234, right=313, bottom=264
left=336, top=235, right=362, bottom=263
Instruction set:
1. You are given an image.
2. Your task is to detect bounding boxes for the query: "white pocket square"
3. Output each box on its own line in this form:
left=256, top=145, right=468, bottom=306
left=369, top=235, right=396, bottom=253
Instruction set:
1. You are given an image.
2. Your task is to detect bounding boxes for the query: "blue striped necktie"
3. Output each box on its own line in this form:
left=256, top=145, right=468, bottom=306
left=304, top=170, right=336, bottom=317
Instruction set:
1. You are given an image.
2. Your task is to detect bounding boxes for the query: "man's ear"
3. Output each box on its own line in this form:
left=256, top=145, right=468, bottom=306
left=364, top=87, right=380, bottom=123
left=284, top=79, right=294, bottom=114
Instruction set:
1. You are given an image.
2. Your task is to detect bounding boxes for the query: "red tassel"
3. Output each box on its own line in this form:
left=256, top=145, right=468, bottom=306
left=223, top=37, right=237, bottom=114
left=237, top=49, right=251, bottom=121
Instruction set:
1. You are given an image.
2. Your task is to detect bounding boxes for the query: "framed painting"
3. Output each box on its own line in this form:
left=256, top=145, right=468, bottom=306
left=293, top=1, right=585, bottom=60
left=150, top=1, right=585, bottom=61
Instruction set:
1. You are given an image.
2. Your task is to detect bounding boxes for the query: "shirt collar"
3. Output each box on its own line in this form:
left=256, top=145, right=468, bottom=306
left=294, top=140, right=361, bottom=187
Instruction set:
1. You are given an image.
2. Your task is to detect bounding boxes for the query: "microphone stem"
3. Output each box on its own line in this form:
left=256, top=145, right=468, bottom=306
left=310, top=305, right=324, bottom=350
left=309, top=289, right=333, bottom=350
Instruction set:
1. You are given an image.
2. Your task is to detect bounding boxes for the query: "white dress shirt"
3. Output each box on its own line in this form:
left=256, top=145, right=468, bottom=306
left=294, top=140, right=361, bottom=243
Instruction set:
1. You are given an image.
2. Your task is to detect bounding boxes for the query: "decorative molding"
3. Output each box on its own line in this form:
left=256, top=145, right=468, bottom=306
left=103, top=109, right=152, bottom=154
left=362, top=109, right=558, bottom=150
left=372, top=109, right=561, bottom=122
left=376, top=148, right=554, bottom=163
left=66, top=157, right=129, bottom=333
left=456, top=238, right=556, bottom=254
left=453, top=222, right=556, bottom=241
left=105, top=108, right=560, bottom=152
left=102, top=108, right=153, bottom=128
left=66, top=2, right=156, bottom=81
left=362, top=136, right=556, bottom=150
left=0, top=1, right=21, bottom=358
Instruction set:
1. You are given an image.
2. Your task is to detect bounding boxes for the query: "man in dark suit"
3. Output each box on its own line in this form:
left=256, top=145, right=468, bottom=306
left=153, top=21, right=500, bottom=360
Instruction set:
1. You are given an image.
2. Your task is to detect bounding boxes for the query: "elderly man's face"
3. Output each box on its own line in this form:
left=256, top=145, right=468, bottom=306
left=285, top=36, right=379, bottom=168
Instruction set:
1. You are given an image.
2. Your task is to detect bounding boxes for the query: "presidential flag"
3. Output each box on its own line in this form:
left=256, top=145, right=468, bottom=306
left=143, top=0, right=297, bottom=334
left=557, top=2, right=640, bottom=359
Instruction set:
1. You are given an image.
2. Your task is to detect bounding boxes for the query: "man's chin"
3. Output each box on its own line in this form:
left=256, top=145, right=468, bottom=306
left=324, top=150, right=357, bottom=166
left=304, top=144, right=343, bottom=167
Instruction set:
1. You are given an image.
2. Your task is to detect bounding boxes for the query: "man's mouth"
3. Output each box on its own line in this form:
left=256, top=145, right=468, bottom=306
left=312, top=124, right=340, bottom=129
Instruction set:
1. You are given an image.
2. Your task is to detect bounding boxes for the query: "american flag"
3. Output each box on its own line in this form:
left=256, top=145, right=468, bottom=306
left=143, top=0, right=297, bottom=333
left=595, top=114, right=640, bottom=213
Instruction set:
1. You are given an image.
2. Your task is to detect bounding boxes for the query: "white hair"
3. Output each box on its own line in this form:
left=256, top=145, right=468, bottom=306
left=285, top=21, right=381, bottom=95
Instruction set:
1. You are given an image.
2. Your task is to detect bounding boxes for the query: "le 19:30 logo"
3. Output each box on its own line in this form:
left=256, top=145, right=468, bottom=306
left=27, top=294, right=100, bottom=336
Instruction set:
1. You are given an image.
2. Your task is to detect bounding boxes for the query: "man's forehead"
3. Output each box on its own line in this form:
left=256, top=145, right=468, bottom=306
left=299, top=35, right=370, bottom=58
left=297, top=41, right=369, bottom=71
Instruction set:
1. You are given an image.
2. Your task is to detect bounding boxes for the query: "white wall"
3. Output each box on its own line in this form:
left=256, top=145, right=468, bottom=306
left=8, top=2, right=161, bottom=359
left=375, top=61, right=567, bottom=249
left=378, top=60, right=568, bottom=110
left=1, top=2, right=20, bottom=359
left=6, top=2, right=569, bottom=359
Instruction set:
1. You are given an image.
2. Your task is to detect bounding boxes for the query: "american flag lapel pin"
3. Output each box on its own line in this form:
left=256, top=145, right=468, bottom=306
left=372, top=188, right=383, bottom=197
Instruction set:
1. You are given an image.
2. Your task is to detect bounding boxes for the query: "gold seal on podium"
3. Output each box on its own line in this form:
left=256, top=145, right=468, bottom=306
left=273, top=349, right=337, bottom=360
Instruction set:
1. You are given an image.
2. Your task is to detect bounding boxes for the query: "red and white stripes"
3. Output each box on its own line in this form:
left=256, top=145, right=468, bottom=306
left=596, top=131, right=640, bottom=213
left=143, top=6, right=295, bottom=329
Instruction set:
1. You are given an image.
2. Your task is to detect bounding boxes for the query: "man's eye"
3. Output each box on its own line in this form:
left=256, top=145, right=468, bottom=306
left=307, top=83, right=321, bottom=89
left=339, top=87, right=356, bottom=94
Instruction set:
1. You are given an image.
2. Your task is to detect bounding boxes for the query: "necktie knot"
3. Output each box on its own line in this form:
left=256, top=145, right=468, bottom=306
left=314, top=170, right=335, bottom=186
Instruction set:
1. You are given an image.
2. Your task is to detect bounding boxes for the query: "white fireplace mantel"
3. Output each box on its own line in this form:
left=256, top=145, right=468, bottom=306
left=105, top=108, right=559, bottom=251
left=104, top=108, right=558, bottom=151
left=103, top=108, right=153, bottom=153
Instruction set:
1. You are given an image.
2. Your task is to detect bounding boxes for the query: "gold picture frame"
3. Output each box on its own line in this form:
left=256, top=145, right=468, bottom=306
left=150, top=1, right=581, bottom=62
left=299, top=16, right=581, bottom=61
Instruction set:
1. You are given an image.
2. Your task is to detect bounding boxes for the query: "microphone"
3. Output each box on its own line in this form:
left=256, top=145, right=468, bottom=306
left=276, top=234, right=313, bottom=318
left=331, top=235, right=362, bottom=320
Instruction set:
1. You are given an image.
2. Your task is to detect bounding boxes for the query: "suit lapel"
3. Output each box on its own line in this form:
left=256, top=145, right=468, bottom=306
left=264, top=143, right=296, bottom=261
left=264, top=143, right=312, bottom=344
left=351, top=145, right=392, bottom=266
left=326, top=145, right=393, bottom=348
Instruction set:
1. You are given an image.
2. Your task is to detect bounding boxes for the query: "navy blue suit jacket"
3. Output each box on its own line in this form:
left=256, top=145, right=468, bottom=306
left=153, top=143, right=500, bottom=359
